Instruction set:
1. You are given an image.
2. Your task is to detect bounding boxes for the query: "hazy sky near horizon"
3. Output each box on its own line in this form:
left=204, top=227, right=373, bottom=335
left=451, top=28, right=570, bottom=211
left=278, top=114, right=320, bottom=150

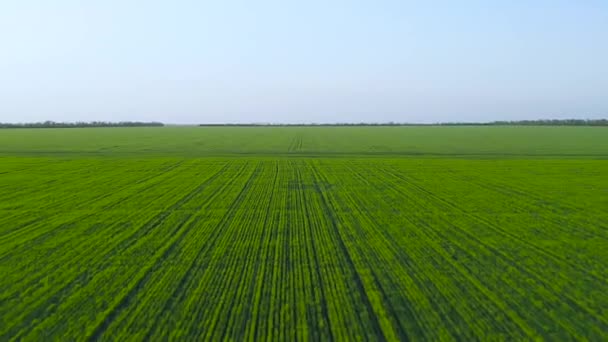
left=1, top=1, right=607, bottom=124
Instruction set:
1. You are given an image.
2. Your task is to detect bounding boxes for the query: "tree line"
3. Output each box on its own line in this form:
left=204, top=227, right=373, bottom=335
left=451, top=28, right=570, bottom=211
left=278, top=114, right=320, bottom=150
left=0, top=121, right=165, bottom=128
left=2, top=119, right=605, bottom=128
left=442, top=119, right=608, bottom=126
left=199, top=119, right=608, bottom=127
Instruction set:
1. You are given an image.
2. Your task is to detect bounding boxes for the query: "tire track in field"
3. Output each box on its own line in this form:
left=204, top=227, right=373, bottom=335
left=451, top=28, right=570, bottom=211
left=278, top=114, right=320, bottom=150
left=320, top=184, right=418, bottom=340
left=84, top=163, right=236, bottom=341
left=243, top=161, right=279, bottom=340
left=1, top=161, right=187, bottom=246
left=215, top=164, right=280, bottom=340
left=142, top=162, right=261, bottom=340
left=73, top=160, right=188, bottom=210
left=0, top=162, right=224, bottom=293
left=0, top=160, right=188, bottom=252
left=379, top=165, right=608, bottom=334
left=377, top=164, right=604, bottom=338
left=341, top=162, right=590, bottom=338
left=326, top=162, right=477, bottom=340
left=180, top=163, right=265, bottom=340
left=90, top=163, right=252, bottom=340
left=340, top=162, right=531, bottom=339
left=2, top=163, right=232, bottom=340
left=0, top=169, right=29, bottom=175
left=0, top=212, right=100, bottom=260
left=308, top=162, right=386, bottom=342
left=0, top=164, right=77, bottom=203
left=200, top=164, right=278, bottom=340
left=287, top=135, right=297, bottom=153
left=85, top=215, right=203, bottom=341
left=287, top=133, right=303, bottom=153
left=0, top=162, right=141, bottom=210
left=136, top=162, right=254, bottom=340
left=93, top=160, right=188, bottom=210
left=444, top=169, right=608, bottom=276
left=383, top=165, right=608, bottom=286
left=95, top=163, right=232, bottom=264
left=328, top=163, right=457, bottom=339
left=0, top=216, right=49, bottom=240
left=293, top=166, right=334, bottom=341
left=411, top=217, right=598, bottom=339
left=444, top=168, right=608, bottom=236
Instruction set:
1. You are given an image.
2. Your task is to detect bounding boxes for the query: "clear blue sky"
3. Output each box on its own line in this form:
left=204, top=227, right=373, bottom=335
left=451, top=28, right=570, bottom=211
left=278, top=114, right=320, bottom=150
left=1, top=0, right=607, bottom=124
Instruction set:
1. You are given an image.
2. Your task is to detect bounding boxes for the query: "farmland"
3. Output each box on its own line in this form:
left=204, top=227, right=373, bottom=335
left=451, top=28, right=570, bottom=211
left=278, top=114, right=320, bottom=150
left=0, top=126, right=607, bottom=340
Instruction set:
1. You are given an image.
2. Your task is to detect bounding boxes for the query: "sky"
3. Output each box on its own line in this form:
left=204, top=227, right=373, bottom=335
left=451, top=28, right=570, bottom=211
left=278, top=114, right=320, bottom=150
left=0, top=0, right=607, bottom=124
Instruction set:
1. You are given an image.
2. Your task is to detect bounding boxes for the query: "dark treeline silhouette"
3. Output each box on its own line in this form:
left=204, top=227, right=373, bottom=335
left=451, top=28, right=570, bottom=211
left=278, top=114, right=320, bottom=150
left=0, top=121, right=164, bottom=128
left=199, top=119, right=608, bottom=127
left=2, top=119, right=605, bottom=128
left=442, top=119, right=608, bottom=126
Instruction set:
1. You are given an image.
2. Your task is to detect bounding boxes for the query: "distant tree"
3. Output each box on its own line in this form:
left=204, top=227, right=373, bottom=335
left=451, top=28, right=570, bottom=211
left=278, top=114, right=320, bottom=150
left=0, top=121, right=165, bottom=128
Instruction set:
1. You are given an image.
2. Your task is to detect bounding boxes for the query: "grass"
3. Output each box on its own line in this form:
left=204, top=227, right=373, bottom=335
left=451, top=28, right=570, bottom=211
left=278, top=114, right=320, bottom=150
left=0, top=126, right=607, bottom=340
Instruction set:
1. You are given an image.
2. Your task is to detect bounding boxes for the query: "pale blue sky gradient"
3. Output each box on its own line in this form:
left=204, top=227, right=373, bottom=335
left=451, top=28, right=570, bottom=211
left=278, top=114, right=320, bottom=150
left=1, top=0, right=607, bottom=123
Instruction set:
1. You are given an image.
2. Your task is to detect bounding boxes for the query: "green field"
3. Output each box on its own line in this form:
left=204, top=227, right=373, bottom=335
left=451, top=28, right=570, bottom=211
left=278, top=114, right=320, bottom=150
left=1, top=126, right=607, bottom=340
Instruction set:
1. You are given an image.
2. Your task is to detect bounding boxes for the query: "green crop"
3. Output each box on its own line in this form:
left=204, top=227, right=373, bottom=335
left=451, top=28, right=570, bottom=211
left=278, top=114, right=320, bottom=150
left=0, top=126, right=606, bottom=340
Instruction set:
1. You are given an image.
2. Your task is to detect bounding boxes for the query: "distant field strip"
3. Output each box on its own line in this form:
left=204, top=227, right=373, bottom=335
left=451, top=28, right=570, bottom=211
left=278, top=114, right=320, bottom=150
left=0, top=126, right=607, bottom=157
left=1, top=156, right=607, bottom=340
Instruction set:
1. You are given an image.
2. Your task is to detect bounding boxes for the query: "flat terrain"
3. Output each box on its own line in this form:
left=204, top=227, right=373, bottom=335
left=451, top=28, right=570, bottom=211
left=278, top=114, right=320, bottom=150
left=0, top=126, right=607, bottom=340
